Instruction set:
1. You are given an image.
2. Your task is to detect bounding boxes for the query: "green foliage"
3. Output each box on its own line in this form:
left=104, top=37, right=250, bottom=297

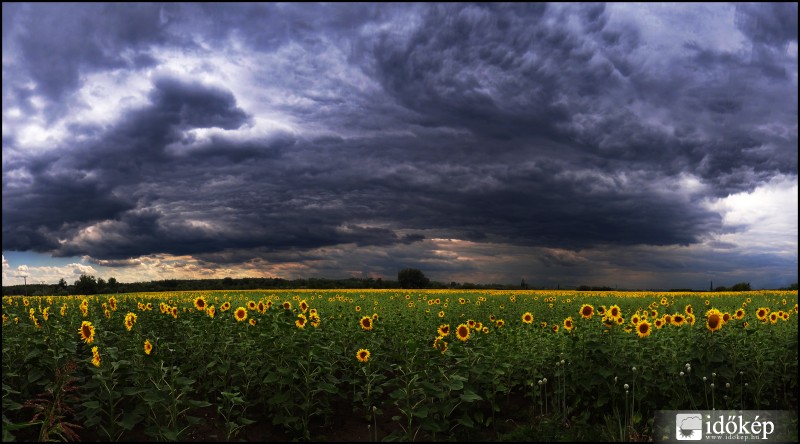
left=398, top=268, right=431, bottom=289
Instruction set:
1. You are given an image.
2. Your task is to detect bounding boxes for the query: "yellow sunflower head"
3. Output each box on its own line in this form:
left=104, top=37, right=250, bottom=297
left=359, top=316, right=374, bottom=331
left=234, top=307, right=248, bottom=322
left=356, top=348, right=370, bottom=363
left=522, top=312, right=533, bottom=324
left=563, top=317, right=574, bottom=332
left=438, top=324, right=450, bottom=336
left=706, top=309, right=723, bottom=332
left=144, top=339, right=153, bottom=355
left=194, top=297, right=207, bottom=311
left=579, top=304, right=594, bottom=319
left=79, top=321, right=96, bottom=344
left=456, top=323, right=470, bottom=341
left=637, top=320, right=652, bottom=338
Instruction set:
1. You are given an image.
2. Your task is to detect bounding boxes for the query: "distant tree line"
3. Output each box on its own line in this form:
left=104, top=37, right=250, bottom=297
left=2, top=270, right=796, bottom=296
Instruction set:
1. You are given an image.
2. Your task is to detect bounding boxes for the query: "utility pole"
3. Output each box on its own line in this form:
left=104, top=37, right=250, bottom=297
left=16, top=275, right=28, bottom=296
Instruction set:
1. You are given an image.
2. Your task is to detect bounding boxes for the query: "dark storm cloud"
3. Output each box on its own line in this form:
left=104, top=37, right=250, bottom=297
left=735, top=2, right=798, bottom=46
left=366, top=3, right=796, bottom=196
left=3, top=3, right=169, bottom=103
left=1, top=3, right=797, bottom=286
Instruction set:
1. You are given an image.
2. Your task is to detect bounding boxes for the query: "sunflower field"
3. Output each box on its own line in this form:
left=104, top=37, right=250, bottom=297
left=2, top=289, right=798, bottom=441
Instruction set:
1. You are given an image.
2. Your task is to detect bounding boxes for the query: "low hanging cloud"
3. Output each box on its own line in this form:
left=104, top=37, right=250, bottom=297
left=2, top=3, right=797, bottom=288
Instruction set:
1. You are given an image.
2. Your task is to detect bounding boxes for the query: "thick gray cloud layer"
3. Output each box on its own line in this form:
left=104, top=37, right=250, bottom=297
left=2, top=3, right=797, bottom=287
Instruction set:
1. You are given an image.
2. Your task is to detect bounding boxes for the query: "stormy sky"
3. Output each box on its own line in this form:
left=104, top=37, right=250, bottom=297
left=2, top=3, right=797, bottom=289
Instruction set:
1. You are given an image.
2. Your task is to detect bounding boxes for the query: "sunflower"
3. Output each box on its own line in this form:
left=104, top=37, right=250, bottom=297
left=60, top=304, right=67, bottom=316
left=295, top=314, right=307, bottom=329
left=194, top=297, right=207, bottom=311
left=489, top=314, right=496, bottom=322
left=266, top=300, right=273, bottom=310
left=144, top=339, right=153, bottom=355
left=146, top=302, right=153, bottom=311
left=769, top=312, right=778, bottom=324
left=456, top=323, right=470, bottom=341
left=257, top=301, right=266, bottom=314
left=299, top=300, right=309, bottom=313
left=551, top=325, right=559, bottom=333
left=79, top=321, right=96, bottom=344
left=654, top=318, right=664, bottom=329
left=283, top=301, right=292, bottom=310
left=687, top=314, right=696, bottom=326
left=249, top=318, right=257, bottom=327
left=91, top=346, right=101, bottom=368
left=171, top=306, right=178, bottom=319
left=355, top=305, right=361, bottom=312
left=563, top=317, right=574, bottom=332
left=660, top=297, right=668, bottom=306
left=742, top=321, right=749, bottom=328
left=356, top=348, right=370, bottom=363
left=579, top=304, right=594, bottom=319
left=433, top=337, right=448, bottom=354
left=42, top=307, right=50, bottom=321
left=482, top=326, right=489, bottom=334
left=437, top=324, right=450, bottom=336
left=722, top=312, right=731, bottom=323
left=756, top=307, right=768, bottom=321
left=631, top=314, right=640, bottom=325
left=220, top=301, right=231, bottom=312
left=781, top=312, right=789, bottom=321
left=438, top=310, right=445, bottom=318
left=663, top=314, right=672, bottom=325
left=705, top=300, right=710, bottom=306
left=522, top=312, right=534, bottom=324
left=207, top=305, right=216, bottom=318
left=467, top=319, right=476, bottom=329
left=459, top=298, right=466, bottom=305
left=706, top=309, right=723, bottom=332
left=609, top=305, right=621, bottom=318
left=597, top=305, right=607, bottom=316
left=234, top=307, right=248, bottom=322
left=247, top=300, right=256, bottom=311
left=540, top=321, right=547, bottom=328
left=109, top=297, right=117, bottom=311
left=636, top=320, right=651, bottom=338
left=360, top=316, right=374, bottom=331
left=309, top=313, right=321, bottom=328
left=496, top=319, right=505, bottom=328
left=685, top=304, right=693, bottom=315
left=615, top=316, right=624, bottom=325
left=672, top=314, right=685, bottom=327
left=372, top=313, right=379, bottom=320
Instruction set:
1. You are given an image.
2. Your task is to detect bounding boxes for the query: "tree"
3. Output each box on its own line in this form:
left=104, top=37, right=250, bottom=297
left=107, top=277, right=118, bottom=293
left=74, top=274, right=98, bottom=295
left=397, top=268, right=430, bottom=289
left=730, top=282, right=751, bottom=291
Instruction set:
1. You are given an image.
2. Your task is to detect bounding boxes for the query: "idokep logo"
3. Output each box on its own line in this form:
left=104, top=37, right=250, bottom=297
left=675, top=413, right=703, bottom=440
left=655, top=410, right=795, bottom=443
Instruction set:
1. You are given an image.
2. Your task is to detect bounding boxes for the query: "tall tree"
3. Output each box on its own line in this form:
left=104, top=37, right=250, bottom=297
left=397, top=268, right=430, bottom=289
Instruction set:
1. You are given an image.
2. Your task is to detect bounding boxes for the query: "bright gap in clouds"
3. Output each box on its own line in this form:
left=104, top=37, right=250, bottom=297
left=704, top=174, right=798, bottom=256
